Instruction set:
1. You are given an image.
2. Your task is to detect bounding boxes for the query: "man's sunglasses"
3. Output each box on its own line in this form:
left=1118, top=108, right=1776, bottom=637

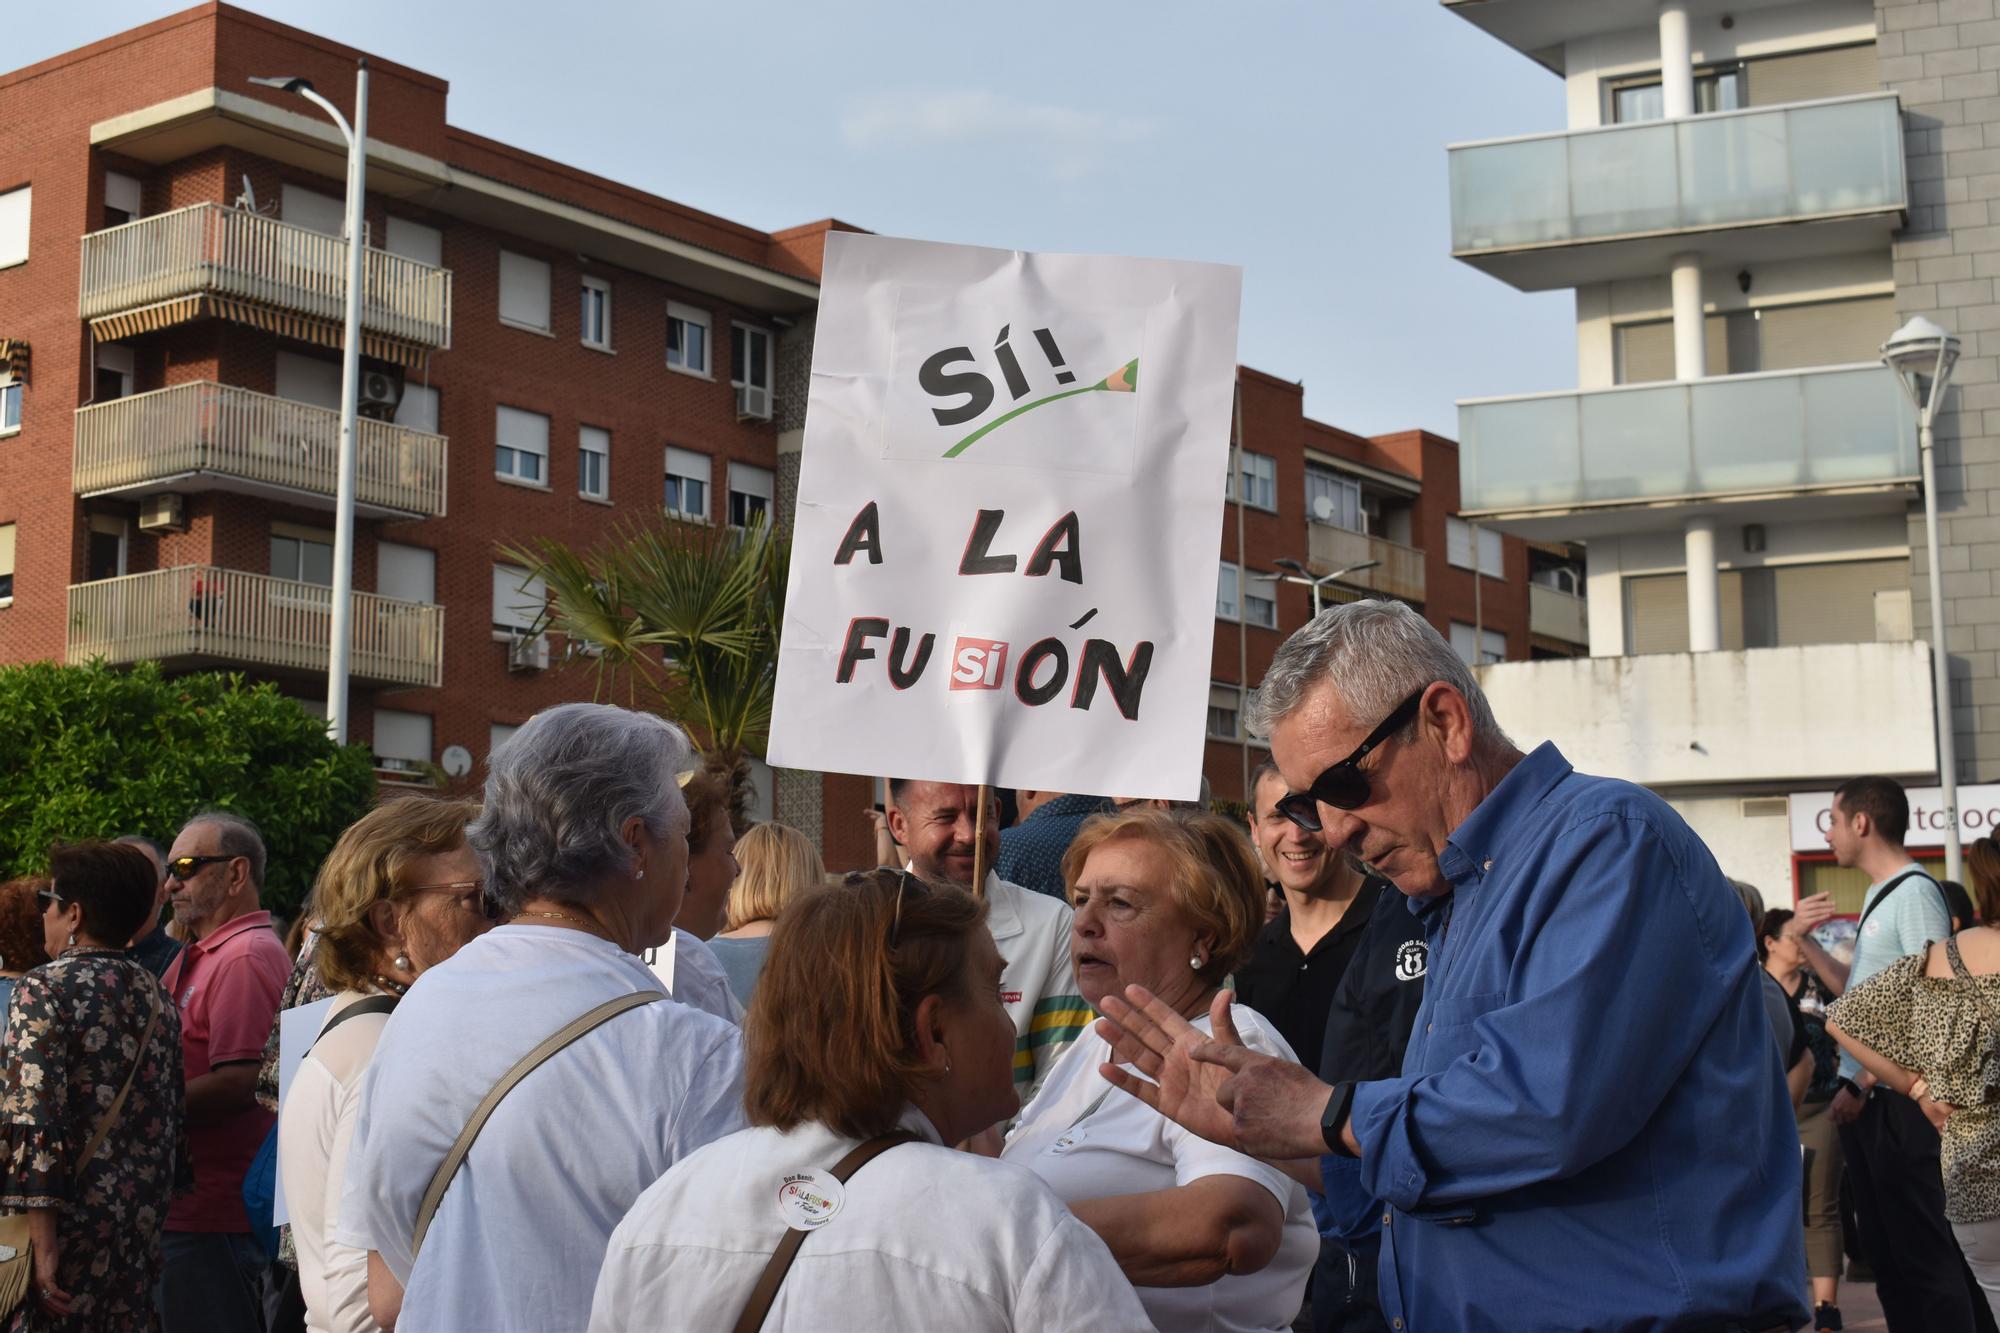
left=1274, top=685, right=1432, bottom=832
left=166, top=854, right=236, bottom=881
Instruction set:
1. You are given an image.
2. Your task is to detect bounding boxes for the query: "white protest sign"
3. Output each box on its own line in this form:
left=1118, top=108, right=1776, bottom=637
left=767, top=233, right=1241, bottom=799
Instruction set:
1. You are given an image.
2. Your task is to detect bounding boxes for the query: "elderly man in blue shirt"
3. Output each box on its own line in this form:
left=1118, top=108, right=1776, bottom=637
left=1097, top=599, right=1808, bottom=1331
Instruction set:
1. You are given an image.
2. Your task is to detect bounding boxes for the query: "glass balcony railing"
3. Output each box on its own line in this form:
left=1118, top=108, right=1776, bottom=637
left=1458, top=364, right=1916, bottom=516
left=1450, top=93, right=1905, bottom=257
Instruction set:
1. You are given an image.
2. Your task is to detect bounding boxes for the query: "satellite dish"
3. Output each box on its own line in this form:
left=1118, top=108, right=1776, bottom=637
left=440, top=745, right=473, bottom=778
left=1311, top=495, right=1335, bottom=521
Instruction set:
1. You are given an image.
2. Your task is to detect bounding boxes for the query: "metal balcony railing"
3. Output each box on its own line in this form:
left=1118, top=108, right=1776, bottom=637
left=67, top=565, right=443, bottom=689
left=74, top=382, right=447, bottom=518
left=79, top=203, right=452, bottom=349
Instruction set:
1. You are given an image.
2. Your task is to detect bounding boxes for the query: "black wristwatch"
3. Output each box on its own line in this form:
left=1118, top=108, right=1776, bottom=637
left=1321, top=1081, right=1357, bottom=1156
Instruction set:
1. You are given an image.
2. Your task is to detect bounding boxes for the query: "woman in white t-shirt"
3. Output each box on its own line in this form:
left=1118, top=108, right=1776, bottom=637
left=1003, top=808, right=1319, bottom=1333
left=589, top=868, right=1152, bottom=1332
left=277, top=796, right=495, bottom=1333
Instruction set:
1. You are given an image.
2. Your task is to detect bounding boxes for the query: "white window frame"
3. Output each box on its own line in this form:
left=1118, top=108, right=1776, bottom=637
left=665, top=447, right=710, bottom=521
left=498, top=250, right=553, bottom=335
left=495, top=405, right=551, bottom=488
left=270, top=527, right=335, bottom=589
left=1206, top=682, right=1243, bottom=740
left=1450, top=621, right=1508, bottom=666
left=579, top=425, right=611, bottom=502
left=0, top=377, right=19, bottom=436
left=372, top=709, right=434, bottom=776
left=1218, top=561, right=1277, bottom=628
left=667, top=301, right=712, bottom=378
left=727, top=461, right=774, bottom=529
left=731, top=322, right=773, bottom=418
left=1229, top=451, right=1277, bottom=512
left=581, top=275, right=613, bottom=352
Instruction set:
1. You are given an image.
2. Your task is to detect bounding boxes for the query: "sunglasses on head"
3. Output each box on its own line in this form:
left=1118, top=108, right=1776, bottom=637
left=1274, top=685, right=1433, bottom=832
left=166, top=854, right=235, bottom=881
left=36, top=888, right=64, bottom=911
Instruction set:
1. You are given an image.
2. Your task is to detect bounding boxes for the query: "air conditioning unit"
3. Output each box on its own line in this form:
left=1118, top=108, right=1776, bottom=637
left=735, top=382, right=773, bottom=421
left=507, top=632, right=549, bottom=672
left=356, top=367, right=405, bottom=423
left=137, top=492, right=185, bottom=532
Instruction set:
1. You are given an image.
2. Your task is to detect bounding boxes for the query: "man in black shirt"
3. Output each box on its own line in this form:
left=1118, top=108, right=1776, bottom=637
left=1235, top=764, right=1372, bottom=1066
left=1310, top=878, right=1428, bottom=1333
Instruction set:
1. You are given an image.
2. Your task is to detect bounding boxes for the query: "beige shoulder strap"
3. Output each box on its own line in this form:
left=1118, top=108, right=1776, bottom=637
left=411, top=990, right=664, bottom=1259
left=76, top=973, right=162, bottom=1176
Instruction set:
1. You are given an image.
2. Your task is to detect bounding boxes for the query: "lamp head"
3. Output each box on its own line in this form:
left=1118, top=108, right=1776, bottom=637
left=1273, top=557, right=1307, bottom=575
left=1882, top=315, right=1961, bottom=398
left=248, top=75, right=313, bottom=95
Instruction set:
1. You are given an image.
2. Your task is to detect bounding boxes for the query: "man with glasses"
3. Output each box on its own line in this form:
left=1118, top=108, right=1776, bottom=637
left=1095, top=599, right=1808, bottom=1332
left=157, top=811, right=292, bottom=1333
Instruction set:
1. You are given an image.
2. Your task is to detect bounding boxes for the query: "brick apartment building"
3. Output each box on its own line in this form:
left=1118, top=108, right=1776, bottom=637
left=1202, top=368, right=1586, bottom=812
left=0, top=3, right=1578, bottom=869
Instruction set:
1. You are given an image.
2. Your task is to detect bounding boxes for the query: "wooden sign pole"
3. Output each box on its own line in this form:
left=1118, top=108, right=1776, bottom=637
left=971, top=782, right=992, bottom=899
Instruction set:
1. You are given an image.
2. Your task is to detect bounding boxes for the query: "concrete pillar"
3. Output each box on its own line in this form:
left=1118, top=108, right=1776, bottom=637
left=1659, top=3, right=1696, bottom=120
left=1686, top=517, right=1722, bottom=652
left=1671, top=253, right=1706, bottom=380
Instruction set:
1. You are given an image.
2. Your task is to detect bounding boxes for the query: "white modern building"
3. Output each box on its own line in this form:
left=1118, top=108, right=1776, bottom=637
left=1442, top=0, right=1955, bottom=905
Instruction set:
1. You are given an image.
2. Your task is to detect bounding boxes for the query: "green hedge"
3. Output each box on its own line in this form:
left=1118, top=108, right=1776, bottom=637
left=0, top=661, right=377, bottom=920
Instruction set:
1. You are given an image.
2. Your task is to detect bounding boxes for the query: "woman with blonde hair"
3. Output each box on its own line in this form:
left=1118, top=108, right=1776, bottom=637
left=277, top=797, right=495, bottom=1333
left=589, top=869, right=1149, bottom=1331
left=708, top=822, right=825, bottom=1006
left=1002, top=807, right=1318, bottom=1333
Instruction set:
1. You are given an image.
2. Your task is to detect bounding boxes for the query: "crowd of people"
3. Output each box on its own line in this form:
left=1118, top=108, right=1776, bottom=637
left=6, top=598, right=2000, bottom=1329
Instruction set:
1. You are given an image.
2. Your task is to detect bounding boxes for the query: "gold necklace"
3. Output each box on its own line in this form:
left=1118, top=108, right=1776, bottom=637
left=518, top=907, right=613, bottom=941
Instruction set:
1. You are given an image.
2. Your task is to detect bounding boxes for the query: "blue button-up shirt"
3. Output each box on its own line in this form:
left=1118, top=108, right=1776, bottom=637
left=995, top=793, right=1114, bottom=898
left=1349, top=743, right=1808, bottom=1331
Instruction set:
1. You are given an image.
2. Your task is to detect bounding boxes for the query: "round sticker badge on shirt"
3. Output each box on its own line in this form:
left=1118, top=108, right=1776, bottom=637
left=776, top=1171, right=846, bottom=1230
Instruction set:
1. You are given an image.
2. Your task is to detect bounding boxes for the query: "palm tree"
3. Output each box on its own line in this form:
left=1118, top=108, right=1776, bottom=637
left=500, top=515, right=788, bottom=809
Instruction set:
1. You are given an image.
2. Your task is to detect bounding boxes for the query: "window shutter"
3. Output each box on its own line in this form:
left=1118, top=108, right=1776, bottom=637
left=396, top=384, right=439, bottom=434
left=0, top=523, right=15, bottom=577
left=385, top=217, right=443, bottom=268
left=1771, top=558, right=1910, bottom=646
left=1758, top=295, right=1896, bottom=372
left=281, top=185, right=344, bottom=237
left=0, top=187, right=30, bottom=268
left=372, top=709, right=433, bottom=765
left=378, top=543, right=436, bottom=604
left=1446, top=518, right=1475, bottom=569
left=491, top=564, right=546, bottom=631
left=496, top=406, right=550, bottom=461
left=728, top=462, right=774, bottom=501
left=104, top=173, right=142, bottom=220
left=275, top=351, right=343, bottom=410
left=1746, top=44, right=1879, bottom=107
left=499, top=251, right=552, bottom=331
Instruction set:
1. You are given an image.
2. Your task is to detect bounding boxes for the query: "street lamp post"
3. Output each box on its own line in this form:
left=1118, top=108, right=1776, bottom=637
left=1883, top=315, right=1964, bottom=882
left=1270, top=557, right=1381, bottom=617
left=250, top=61, right=369, bottom=745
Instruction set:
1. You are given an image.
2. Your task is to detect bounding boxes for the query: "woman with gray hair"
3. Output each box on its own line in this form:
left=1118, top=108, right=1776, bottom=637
left=333, top=703, right=747, bottom=1333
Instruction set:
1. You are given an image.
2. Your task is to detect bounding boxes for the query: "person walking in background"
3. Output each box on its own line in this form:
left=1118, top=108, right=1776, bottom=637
left=707, top=822, right=824, bottom=1007
left=588, top=869, right=1153, bottom=1333
left=1822, top=775, right=1992, bottom=1331
left=279, top=798, right=493, bottom=1333
left=886, top=779, right=1088, bottom=1111
left=0, top=841, right=189, bottom=1329
left=157, top=811, right=291, bottom=1333
left=336, top=704, right=746, bottom=1333
left=0, top=878, right=51, bottom=1040
left=115, top=837, right=182, bottom=979
left=997, top=790, right=1114, bottom=899
left=1829, top=921, right=2000, bottom=1321
left=1763, top=906, right=1850, bottom=1331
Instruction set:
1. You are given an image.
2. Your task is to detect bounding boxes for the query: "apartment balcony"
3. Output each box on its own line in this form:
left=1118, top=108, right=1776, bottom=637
left=1307, top=523, right=1427, bottom=603
left=67, top=565, right=443, bottom=689
left=1457, top=363, right=1916, bottom=540
left=74, top=382, right=447, bottom=519
left=1449, top=94, right=1906, bottom=291
left=1476, top=640, right=1936, bottom=789
left=1529, top=583, right=1588, bottom=645
left=78, top=204, right=452, bottom=362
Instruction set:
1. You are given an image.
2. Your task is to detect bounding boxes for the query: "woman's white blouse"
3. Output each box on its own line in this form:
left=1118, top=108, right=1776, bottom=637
left=587, top=1107, right=1155, bottom=1332
left=1003, top=1005, right=1320, bottom=1333
left=277, top=991, right=390, bottom=1333
left=334, top=926, right=747, bottom=1333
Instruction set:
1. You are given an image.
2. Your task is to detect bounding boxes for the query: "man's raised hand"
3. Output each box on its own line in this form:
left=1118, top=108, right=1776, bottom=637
left=1096, top=986, right=1243, bottom=1150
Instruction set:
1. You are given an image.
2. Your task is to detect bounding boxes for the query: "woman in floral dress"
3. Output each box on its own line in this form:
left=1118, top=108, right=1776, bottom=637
left=0, top=840, right=190, bottom=1331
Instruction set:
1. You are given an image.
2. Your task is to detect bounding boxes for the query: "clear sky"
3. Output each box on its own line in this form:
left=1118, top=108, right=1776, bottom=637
left=16, top=0, right=1581, bottom=437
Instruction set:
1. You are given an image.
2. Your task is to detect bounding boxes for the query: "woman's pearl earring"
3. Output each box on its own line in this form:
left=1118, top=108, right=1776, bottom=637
left=394, top=954, right=411, bottom=972
left=1189, top=953, right=1203, bottom=970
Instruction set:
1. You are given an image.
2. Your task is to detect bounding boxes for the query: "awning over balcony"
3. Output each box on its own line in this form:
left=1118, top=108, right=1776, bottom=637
left=86, top=295, right=428, bottom=368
